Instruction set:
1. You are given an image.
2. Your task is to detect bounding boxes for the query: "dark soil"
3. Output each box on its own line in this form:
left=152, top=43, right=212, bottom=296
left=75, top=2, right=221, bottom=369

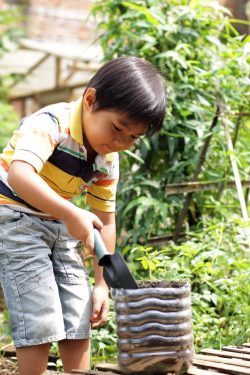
left=138, top=280, right=188, bottom=288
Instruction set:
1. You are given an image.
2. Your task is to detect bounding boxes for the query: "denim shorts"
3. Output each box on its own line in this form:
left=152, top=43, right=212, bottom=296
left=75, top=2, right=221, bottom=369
left=0, top=206, right=93, bottom=347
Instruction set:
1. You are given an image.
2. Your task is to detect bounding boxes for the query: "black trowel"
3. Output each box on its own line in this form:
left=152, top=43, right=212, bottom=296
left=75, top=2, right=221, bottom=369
left=94, top=228, right=138, bottom=289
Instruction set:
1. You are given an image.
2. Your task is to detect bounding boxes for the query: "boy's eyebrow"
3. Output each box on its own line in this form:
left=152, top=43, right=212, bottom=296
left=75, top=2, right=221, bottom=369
left=117, top=119, right=146, bottom=136
left=117, top=118, right=129, bottom=127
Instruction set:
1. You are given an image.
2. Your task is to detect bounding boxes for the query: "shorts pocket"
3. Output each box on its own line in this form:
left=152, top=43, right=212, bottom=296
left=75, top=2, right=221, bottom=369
left=0, top=207, right=29, bottom=228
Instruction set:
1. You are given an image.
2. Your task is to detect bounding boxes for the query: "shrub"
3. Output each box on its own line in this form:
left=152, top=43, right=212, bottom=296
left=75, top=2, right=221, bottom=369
left=92, top=0, right=250, bottom=243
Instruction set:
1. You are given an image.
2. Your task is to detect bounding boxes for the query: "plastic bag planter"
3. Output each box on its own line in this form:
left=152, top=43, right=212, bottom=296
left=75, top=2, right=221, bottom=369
left=112, top=281, right=193, bottom=375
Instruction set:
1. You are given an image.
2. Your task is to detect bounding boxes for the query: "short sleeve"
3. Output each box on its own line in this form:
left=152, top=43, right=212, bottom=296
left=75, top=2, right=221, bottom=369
left=12, top=113, right=60, bottom=172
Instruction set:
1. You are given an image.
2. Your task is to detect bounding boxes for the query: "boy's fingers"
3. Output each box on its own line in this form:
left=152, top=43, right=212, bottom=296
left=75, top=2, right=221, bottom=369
left=100, top=305, right=108, bottom=323
left=91, top=300, right=102, bottom=324
left=85, top=213, right=103, bottom=252
left=91, top=304, right=108, bottom=328
left=92, top=215, right=103, bottom=231
left=92, top=303, right=101, bottom=321
left=85, top=232, right=94, bottom=253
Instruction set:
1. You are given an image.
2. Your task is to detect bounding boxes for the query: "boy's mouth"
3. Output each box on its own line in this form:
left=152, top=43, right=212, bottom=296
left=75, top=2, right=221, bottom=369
left=103, top=144, right=114, bottom=153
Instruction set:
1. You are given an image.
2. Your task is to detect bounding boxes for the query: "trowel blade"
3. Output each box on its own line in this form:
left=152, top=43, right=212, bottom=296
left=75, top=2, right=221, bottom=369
left=101, top=253, right=138, bottom=289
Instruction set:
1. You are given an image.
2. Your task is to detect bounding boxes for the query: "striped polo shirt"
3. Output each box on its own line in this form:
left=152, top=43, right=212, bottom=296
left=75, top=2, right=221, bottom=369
left=0, top=97, right=119, bottom=216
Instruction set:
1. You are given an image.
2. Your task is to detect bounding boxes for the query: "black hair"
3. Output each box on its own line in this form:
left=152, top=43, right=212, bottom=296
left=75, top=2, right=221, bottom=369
left=83, top=56, right=166, bottom=135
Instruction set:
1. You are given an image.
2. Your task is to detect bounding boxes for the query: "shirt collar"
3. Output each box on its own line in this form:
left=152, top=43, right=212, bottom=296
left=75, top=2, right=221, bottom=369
left=69, top=96, right=116, bottom=162
left=69, top=96, right=84, bottom=145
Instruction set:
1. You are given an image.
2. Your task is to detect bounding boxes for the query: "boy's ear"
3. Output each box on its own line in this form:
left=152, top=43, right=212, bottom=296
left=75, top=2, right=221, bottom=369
left=83, top=88, right=96, bottom=112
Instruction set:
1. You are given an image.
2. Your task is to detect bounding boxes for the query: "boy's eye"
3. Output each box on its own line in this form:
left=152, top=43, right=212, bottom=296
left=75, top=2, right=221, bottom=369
left=112, top=124, right=122, bottom=132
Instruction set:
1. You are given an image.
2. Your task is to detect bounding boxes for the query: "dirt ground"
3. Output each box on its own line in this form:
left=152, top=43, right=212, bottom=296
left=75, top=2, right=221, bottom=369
left=0, top=357, right=18, bottom=375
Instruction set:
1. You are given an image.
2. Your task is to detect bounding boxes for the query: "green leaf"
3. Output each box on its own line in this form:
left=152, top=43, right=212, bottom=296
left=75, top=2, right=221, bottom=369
left=123, top=150, right=144, bottom=163
left=122, top=2, right=160, bottom=25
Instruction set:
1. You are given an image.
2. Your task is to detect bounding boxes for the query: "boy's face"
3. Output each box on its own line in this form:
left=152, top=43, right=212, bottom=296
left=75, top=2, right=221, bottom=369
left=82, top=88, right=147, bottom=155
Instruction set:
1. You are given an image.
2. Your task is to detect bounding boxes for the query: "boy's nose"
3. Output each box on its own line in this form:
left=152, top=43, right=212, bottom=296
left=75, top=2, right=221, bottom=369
left=114, top=134, right=133, bottom=149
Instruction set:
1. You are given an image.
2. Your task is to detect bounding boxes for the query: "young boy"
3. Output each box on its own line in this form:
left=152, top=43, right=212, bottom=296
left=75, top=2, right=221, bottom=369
left=0, top=56, right=166, bottom=374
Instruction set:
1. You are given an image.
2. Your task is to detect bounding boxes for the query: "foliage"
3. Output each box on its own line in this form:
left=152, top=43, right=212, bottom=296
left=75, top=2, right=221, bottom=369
left=0, top=6, right=22, bottom=56
left=92, top=0, right=250, bottom=244
left=124, top=217, right=250, bottom=350
left=0, top=102, right=19, bottom=152
left=0, top=308, right=12, bottom=344
left=0, top=5, right=23, bottom=151
left=91, top=301, right=117, bottom=363
left=0, top=5, right=24, bottom=99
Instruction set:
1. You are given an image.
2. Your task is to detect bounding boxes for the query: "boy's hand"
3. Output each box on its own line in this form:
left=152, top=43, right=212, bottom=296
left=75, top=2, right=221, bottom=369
left=91, top=284, right=109, bottom=328
left=63, top=207, right=103, bottom=254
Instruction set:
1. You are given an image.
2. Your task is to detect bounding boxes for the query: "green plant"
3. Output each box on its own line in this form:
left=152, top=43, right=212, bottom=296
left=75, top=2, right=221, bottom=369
left=0, top=308, right=12, bottom=344
left=0, top=5, right=23, bottom=151
left=125, top=217, right=250, bottom=350
left=92, top=0, right=250, bottom=244
left=0, top=5, right=24, bottom=98
left=0, top=7, right=22, bottom=56
left=0, top=102, right=19, bottom=152
left=91, top=300, right=117, bottom=363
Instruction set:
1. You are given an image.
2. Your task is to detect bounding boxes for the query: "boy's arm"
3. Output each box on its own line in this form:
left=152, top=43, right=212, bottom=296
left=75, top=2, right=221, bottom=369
left=90, top=209, right=116, bottom=328
left=7, top=160, right=103, bottom=252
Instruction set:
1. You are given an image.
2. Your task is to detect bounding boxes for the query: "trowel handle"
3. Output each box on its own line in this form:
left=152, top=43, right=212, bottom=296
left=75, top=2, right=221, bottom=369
left=94, top=228, right=110, bottom=263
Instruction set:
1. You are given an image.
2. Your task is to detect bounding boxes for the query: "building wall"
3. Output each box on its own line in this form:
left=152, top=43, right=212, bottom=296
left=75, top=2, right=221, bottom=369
left=1, top=0, right=96, bottom=44
left=26, top=0, right=96, bottom=44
